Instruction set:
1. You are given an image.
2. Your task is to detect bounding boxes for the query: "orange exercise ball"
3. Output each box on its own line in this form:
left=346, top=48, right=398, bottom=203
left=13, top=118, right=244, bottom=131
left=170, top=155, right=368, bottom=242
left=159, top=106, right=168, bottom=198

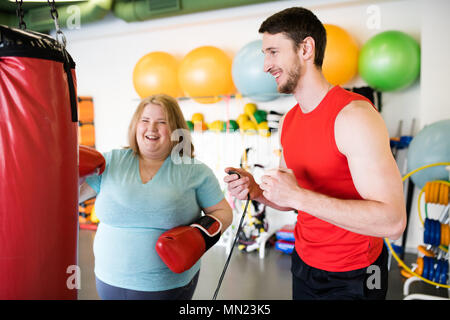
left=133, top=51, right=182, bottom=98
left=178, top=46, right=234, bottom=104
left=322, top=24, right=359, bottom=85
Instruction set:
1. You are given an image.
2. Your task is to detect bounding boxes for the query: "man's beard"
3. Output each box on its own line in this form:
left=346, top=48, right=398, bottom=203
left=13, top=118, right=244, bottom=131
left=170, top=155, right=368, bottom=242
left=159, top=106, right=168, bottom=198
left=278, top=61, right=301, bottom=94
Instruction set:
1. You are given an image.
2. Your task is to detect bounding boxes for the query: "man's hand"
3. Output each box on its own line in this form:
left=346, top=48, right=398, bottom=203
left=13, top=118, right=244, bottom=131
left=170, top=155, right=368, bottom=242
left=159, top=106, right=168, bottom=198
left=260, top=168, right=302, bottom=209
left=223, top=167, right=263, bottom=201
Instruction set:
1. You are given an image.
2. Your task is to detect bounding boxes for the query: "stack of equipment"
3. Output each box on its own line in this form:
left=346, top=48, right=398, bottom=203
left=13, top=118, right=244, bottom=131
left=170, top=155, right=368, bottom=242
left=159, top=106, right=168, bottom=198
left=275, top=224, right=295, bottom=254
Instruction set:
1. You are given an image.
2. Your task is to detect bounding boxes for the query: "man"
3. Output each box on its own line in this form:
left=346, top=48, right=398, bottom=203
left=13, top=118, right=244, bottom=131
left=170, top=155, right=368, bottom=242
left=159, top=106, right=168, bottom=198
left=224, top=7, right=406, bottom=300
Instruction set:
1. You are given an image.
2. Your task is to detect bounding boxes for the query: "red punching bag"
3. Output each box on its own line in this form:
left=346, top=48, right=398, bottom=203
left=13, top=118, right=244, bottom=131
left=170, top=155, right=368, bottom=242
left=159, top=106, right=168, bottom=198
left=0, top=25, right=79, bottom=299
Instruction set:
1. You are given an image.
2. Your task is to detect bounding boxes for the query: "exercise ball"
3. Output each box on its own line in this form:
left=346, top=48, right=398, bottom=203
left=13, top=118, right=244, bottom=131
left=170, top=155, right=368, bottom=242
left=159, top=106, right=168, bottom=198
left=322, top=24, right=359, bottom=85
left=257, top=121, right=271, bottom=137
left=244, top=102, right=257, bottom=117
left=191, top=113, right=204, bottom=123
left=359, top=31, right=420, bottom=91
left=133, top=51, right=181, bottom=98
left=222, top=120, right=239, bottom=132
left=254, top=110, right=267, bottom=124
left=90, top=205, right=99, bottom=223
left=178, top=46, right=234, bottom=104
left=186, top=120, right=194, bottom=131
left=237, top=113, right=250, bottom=127
left=208, top=120, right=223, bottom=132
left=407, top=119, right=450, bottom=189
left=241, top=120, right=257, bottom=134
left=232, top=40, right=278, bottom=101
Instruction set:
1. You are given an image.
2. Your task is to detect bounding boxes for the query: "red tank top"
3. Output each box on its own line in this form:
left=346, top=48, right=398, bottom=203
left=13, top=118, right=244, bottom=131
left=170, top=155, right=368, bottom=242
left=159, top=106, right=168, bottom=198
left=281, top=86, right=383, bottom=272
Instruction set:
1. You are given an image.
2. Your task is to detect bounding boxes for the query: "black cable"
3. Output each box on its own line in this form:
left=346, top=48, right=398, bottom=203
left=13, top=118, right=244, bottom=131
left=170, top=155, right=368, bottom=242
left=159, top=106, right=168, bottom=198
left=212, top=172, right=251, bottom=300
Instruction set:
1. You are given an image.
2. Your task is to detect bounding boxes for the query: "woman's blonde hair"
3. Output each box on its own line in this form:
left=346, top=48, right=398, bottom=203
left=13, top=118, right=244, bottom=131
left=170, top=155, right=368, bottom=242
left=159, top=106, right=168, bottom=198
left=127, top=94, right=194, bottom=158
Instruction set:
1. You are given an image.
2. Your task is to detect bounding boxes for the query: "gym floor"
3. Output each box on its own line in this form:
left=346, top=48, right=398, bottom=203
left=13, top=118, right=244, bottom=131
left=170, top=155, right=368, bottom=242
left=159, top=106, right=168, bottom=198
left=77, top=229, right=448, bottom=300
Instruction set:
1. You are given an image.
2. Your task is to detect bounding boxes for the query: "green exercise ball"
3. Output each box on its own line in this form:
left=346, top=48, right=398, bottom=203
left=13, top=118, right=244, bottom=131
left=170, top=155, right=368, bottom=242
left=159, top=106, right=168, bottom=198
left=186, top=120, right=194, bottom=131
left=359, top=31, right=420, bottom=91
left=222, top=120, right=239, bottom=132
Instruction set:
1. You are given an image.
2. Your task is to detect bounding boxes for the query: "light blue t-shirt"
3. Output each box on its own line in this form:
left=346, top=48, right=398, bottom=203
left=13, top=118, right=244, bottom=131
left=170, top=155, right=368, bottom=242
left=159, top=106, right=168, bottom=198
left=85, top=148, right=224, bottom=291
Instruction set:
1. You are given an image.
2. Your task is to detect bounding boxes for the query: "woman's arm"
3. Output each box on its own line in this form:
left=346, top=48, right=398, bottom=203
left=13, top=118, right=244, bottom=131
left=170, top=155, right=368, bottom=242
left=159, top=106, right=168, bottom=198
left=202, top=198, right=233, bottom=234
left=79, top=182, right=97, bottom=204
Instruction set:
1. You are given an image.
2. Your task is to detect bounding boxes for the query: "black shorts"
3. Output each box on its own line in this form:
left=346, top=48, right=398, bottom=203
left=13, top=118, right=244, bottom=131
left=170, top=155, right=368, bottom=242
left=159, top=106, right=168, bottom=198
left=291, top=245, right=388, bottom=300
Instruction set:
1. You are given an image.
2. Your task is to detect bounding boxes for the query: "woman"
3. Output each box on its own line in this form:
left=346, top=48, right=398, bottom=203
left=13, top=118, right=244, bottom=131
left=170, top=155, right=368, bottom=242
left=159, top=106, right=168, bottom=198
left=79, top=94, right=232, bottom=300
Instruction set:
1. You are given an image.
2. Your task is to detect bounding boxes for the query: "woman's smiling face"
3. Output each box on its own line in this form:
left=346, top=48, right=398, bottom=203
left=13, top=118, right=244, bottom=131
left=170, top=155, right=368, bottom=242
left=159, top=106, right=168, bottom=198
left=136, top=103, right=172, bottom=160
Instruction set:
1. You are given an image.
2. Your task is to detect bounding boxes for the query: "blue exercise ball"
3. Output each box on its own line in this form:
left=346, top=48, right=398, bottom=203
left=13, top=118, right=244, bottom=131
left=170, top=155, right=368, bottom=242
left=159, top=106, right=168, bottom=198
left=407, top=119, right=450, bottom=189
left=232, top=40, right=278, bottom=102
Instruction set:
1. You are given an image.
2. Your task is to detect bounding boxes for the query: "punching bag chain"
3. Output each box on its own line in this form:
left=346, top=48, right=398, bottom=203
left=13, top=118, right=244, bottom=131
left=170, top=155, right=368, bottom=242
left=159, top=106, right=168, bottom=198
left=46, top=0, right=77, bottom=122
left=47, top=0, right=67, bottom=49
left=15, top=0, right=26, bottom=30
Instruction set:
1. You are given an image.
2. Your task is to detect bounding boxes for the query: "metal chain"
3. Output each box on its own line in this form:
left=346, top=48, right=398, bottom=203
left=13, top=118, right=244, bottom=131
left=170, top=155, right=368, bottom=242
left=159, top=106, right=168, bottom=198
left=47, top=0, right=67, bottom=49
left=15, top=0, right=27, bottom=30
left=48, top=0, right=58, bottom=20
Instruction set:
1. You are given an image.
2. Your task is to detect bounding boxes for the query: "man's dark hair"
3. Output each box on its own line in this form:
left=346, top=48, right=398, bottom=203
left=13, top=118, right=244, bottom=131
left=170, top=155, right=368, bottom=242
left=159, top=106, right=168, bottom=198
left=258, top=7, right=326, bottom=68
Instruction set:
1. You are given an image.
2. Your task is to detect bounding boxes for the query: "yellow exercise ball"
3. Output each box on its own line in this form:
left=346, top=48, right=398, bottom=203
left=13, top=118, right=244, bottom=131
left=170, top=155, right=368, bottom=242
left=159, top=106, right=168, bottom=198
left=178, top=46, right=234, bottom=104
left=257, top=121, right=271, bottom=137
left=191, top=113, right=204, bottom=123
left=322, top=24, right=359, bottom=85
left=208, top=120, right=224, bottom=132
left=133, top=51, right=182, bottom=98
left=244, top=103, right=257, bottom=117
left=237, top=113, right=250, bottom=127
left=90, top=205, right=99, bottom=223
left=241, top=120, right=258, bottom=135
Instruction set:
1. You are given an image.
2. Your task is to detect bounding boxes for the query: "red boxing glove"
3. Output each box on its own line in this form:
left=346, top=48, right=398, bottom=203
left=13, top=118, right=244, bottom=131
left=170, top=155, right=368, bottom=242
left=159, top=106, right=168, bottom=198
left=79, top=145, right=105, bottom=178
left=156, top=215, right=222, bottom=273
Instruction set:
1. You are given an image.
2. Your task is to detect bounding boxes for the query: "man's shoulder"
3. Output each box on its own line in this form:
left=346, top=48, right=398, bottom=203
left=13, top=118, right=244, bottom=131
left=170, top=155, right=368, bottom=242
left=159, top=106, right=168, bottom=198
left=335, top=99, right=388, bottom=155
left=337, top=99, right=378, bottom=122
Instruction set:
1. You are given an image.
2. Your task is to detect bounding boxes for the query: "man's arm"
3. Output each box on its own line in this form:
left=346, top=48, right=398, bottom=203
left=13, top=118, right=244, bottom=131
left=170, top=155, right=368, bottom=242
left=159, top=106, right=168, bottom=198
left=261, top=101, right=407, bottom=239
